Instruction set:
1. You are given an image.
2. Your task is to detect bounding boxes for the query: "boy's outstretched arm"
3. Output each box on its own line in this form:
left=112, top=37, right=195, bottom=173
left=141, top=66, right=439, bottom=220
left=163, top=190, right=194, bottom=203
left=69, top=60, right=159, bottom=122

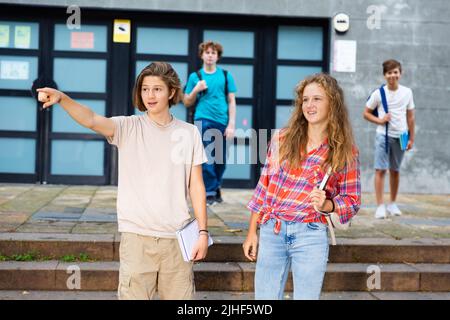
left=189, top=164, right=209, bottom=261
left=37, top=87, right=115, bottom=138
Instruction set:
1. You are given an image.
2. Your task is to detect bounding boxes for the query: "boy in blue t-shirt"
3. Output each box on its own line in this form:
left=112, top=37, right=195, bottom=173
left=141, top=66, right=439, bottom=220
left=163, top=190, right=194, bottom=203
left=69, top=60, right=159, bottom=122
left=183, top=41, right=237, bottom=206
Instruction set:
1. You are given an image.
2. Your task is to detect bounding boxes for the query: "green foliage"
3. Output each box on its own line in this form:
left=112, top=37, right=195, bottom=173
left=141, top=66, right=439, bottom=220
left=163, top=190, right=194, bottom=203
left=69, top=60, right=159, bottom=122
left=60, top=254, right=76, bottom=262
left=11, top=252, right=39, bottom=261
left=61, top=253, right=92, bottom=262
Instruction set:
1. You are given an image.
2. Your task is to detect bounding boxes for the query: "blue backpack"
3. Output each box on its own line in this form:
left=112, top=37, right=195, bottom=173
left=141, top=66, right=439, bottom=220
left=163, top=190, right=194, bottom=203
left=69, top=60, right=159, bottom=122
left=368, top=85, right=389, bottom=153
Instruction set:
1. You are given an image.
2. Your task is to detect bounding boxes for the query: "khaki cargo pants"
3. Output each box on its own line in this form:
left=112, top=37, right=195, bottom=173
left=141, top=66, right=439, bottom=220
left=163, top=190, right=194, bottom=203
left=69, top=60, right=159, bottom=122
left=118, top=232, right=195, bottom=300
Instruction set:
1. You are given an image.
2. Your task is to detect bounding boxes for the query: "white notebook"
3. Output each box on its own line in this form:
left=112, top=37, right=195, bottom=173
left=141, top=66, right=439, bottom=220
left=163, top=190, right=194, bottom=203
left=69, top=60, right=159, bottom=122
left=176, top=218, right=213, bottom=262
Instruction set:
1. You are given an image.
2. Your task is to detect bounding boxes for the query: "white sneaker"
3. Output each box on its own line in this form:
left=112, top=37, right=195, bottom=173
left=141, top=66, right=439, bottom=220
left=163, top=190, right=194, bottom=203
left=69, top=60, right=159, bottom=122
left=375, top=204, right=387, bottom=219
left=387, top=203, right=402, bottom=216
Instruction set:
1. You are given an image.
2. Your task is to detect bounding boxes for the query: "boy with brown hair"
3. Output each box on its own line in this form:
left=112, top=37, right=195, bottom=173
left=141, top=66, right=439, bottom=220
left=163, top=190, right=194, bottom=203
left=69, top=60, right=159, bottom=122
left=363, top=59, right=415, bottom=219
left=37, top=62, right=209, bottom=300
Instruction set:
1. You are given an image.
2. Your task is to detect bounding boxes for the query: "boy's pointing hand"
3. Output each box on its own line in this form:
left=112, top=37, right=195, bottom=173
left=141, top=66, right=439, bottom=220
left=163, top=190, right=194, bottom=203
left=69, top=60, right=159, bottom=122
left=36, top=87, right=63, bottom=109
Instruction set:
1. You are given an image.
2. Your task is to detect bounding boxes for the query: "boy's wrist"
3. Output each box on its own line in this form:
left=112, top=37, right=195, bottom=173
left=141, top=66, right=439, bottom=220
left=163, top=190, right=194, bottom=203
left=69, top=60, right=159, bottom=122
left=58, top=92, right=66, bottom=104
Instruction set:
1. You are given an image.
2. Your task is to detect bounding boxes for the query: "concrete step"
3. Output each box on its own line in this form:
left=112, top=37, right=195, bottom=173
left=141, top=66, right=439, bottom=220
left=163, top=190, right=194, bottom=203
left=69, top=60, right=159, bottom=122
left=1, top=290, right=449, bottom=300
left=0, top=261, right=449, bottom=292
left=1, top=233, right=450, bottom=264
left=0, top=290, right=252, bottom=300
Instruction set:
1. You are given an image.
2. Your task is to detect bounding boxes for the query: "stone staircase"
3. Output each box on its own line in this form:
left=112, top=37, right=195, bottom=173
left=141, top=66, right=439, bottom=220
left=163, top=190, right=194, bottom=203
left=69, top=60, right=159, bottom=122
left=0, top=233, right=449, bottom=299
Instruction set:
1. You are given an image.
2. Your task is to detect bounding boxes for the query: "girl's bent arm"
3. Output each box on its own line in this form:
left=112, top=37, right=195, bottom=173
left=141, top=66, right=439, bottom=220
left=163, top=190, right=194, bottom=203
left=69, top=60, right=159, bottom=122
left=243, top=212, right=259, bottom=261
left=333, top=156, right=361, bottom=224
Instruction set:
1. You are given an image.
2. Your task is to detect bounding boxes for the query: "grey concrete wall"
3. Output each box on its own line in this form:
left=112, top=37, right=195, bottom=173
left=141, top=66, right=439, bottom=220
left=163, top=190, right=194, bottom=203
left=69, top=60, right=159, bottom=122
left=326, top=0, right=450, bottom=194
left=2, top=0, right=450, bottom=193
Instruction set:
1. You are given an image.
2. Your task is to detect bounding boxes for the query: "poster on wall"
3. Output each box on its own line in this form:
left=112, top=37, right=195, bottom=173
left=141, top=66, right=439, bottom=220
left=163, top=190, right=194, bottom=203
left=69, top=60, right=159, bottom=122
left=14, top=25, right=31, bottom=49
left=71, top=32, right=95, bottom=49
left=0, top=25, right=9, bottom=47
left=113, top=19, right=131, bottom=43
left=0, top=60, right=29, bottom=80
left=333, top=40, right=357, bottom=72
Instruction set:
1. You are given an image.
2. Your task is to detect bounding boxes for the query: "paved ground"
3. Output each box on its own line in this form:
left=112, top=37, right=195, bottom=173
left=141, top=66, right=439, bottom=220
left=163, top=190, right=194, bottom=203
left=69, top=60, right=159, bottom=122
left=0, top=184, right=450, bottom=239
left=0, top=183, right=449, bottom=240
left=0, top=184, right=449, bottom=300
left=0, top=290, right=449, bottom=300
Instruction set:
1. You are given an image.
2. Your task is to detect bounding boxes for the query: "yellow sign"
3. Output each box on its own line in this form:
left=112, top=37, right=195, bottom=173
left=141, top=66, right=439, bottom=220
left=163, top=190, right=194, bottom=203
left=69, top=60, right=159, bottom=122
left=113, top=19, right=131, bottom=43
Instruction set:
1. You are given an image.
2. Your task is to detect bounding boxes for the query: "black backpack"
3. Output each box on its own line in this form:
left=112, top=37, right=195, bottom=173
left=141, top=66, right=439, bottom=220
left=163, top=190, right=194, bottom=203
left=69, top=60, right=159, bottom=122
left=185, top=68, right=229, bottom=123
left=193, top=68, right=229, bottom=104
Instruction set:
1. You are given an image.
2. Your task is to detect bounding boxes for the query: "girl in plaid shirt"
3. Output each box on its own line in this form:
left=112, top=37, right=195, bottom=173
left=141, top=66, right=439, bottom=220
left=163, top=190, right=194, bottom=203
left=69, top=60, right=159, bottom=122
left=243, top=73, right=361, bottom=300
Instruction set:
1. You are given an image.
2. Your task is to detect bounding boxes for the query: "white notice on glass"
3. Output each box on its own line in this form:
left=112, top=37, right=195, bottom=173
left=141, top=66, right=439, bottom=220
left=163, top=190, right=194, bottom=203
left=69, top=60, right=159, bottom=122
left=176, top=218, right=213, bottom=262
left=333, top=40, right=357, bottom=73
left=0, top=60, right=29, bottom=80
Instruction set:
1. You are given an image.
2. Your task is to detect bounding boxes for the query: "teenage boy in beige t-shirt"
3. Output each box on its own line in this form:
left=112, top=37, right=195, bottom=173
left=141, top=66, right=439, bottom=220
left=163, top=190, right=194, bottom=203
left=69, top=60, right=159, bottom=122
left=37, top=62, right=209, bottom=300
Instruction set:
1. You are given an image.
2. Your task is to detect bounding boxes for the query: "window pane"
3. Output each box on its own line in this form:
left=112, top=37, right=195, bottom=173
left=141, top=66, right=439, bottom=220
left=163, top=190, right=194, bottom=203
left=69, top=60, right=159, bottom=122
left=51, top=140, right=104, bottom=176
left=0, top=21, right=39, bottom=49
left=136, top=61, right=188, bottom=87
left=52, top=100, right=105, bottom=133
left=54, top=24, right=107, bottom=52
left=0, top=138, right=35, bottom=174
left=223, top=144, right=251, bottom=180
left=235, top=105, right=253, bottom=138
left=171, top=104, right=187, bottom=121
left=54, top=58, right=106, bottom=93
left=137, top=27, right=188, bottom=55
left=276, top=66, right=322, bottom=100
left=220, top=64, right=253, bottom=98
left=0, top=96, right=36, bottom=131
left=203, top=30, right=254, bottom=58
left=278, top=26, right=323, bottom=61
left=0, top=55, right=38, bottom=90
left=276, top=105, right=295, bottom=129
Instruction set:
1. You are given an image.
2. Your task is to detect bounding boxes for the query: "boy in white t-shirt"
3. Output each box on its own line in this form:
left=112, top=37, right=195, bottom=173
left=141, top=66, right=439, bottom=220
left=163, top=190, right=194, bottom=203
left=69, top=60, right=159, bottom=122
left=363, top=59, right=415, bottom=219
left=37, top=62, right=209, bottom=300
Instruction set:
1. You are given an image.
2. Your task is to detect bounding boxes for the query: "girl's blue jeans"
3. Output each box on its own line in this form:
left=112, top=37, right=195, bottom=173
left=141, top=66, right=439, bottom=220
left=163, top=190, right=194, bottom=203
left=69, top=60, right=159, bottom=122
left=255, top=218, right=329, bottom=300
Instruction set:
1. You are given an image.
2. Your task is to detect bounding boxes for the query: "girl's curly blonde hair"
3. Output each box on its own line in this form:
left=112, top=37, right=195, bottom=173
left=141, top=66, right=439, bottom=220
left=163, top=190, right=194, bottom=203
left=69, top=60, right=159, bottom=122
left=279, top=73, right=357, bottom=172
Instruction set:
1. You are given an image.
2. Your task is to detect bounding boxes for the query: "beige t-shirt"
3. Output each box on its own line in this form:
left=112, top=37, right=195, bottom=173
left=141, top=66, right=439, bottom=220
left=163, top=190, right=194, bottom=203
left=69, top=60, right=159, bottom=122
left=107, top=113, right=207, bottom=238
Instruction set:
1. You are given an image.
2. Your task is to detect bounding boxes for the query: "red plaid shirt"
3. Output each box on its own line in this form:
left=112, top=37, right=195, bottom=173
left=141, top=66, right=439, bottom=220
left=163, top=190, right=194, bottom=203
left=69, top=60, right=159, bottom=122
left=247, top=133, right=361, bottom=234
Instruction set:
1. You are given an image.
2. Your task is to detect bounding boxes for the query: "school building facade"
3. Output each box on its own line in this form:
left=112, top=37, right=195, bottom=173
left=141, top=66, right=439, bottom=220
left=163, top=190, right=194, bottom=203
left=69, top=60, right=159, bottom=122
left=0, top=0, right=449, bottom=193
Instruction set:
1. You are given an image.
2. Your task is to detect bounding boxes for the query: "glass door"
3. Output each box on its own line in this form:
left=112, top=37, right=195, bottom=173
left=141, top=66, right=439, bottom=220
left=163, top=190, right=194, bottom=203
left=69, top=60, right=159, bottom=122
left=132, top=24, right=190, bottom=120
left=200, top=28, right=258, bottom=188
left=274, top=25, right=327, bottom=129
left=0, top=20, right=40, bottom=183
left=45, top=21, right=111, bottom=184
